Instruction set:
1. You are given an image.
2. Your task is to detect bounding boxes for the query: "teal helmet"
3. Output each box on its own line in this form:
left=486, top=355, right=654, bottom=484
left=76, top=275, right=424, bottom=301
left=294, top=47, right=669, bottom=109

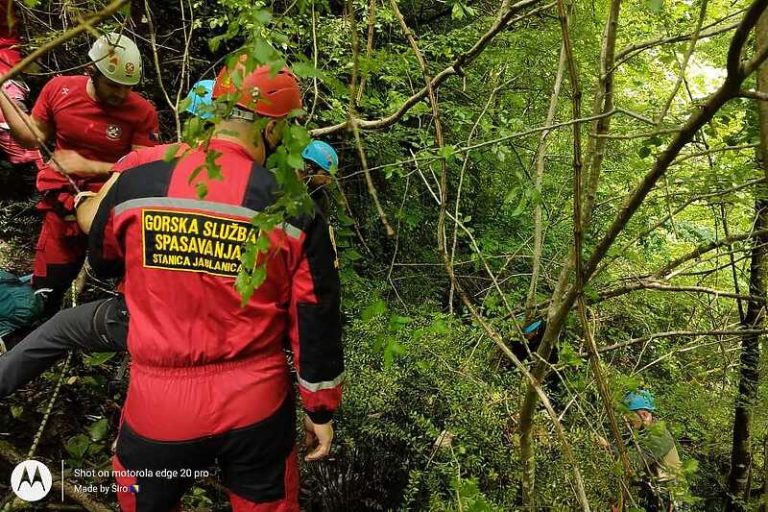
left=185, top=79, right=215, bottom=119
left=302, top=140, right=338, bottom=172
left=523, top=319, right=543, bottom=335
left=624, top=390, right=655, bottom=412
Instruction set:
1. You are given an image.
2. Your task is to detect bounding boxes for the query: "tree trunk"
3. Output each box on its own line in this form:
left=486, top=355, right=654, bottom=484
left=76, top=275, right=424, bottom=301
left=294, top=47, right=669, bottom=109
left=725, top=11, right=768, bottom=511
left=725, top=199, right=768, bottom=512
left=760, top=438, right=768, bottom=512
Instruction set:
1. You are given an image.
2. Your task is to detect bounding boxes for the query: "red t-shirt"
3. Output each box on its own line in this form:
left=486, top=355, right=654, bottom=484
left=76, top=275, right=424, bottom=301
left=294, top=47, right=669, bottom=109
left=31, top=75, right=159, bottom=191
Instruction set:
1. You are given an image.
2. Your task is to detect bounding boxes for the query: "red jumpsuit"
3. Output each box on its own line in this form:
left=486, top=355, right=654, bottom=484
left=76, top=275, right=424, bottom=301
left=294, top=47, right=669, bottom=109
left=89, top=140, right=343, bottom=511
left=29, top=75, right=158, bottom=313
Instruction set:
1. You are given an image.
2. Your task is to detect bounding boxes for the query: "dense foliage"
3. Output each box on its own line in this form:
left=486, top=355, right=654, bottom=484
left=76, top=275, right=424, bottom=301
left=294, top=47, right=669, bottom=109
left=1, top=0, right=768, bottom=510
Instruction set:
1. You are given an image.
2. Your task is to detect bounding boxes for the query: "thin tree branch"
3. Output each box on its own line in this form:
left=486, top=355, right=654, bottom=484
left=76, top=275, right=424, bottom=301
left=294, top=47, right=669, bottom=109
left=597, top=329, right=768, bottom=354
left=346, top=0, right=395, bottom=236
left=656, top=228, right=768, bottom=278
left=450, top=70, right=504, bottom=313
left=614, top=18, right=742, bottom=68
left=144, top=0, right=181, bottom=139
left=598, top=281, right=767, bottom=304
left=526, top=46, right=566, bottom=318
left=740, top=89, right=768, bottom=101
left=310, top=0, right=553, bottom=136
left=356, top=0, right=377, bottom=103
left=655, top=0, right=708, bottom=124
left=0, top=0, right=128, bottom=87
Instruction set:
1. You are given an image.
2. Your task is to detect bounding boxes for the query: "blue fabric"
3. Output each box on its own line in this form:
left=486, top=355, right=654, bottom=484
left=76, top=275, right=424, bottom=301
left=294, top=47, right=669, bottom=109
left=523, top=319, right=543, bottom=334
left=624, top=390, right=656, bottom=411
left=302, top=140, right=338, bottom=172
left=185, top=79, right=215, bottom=120
left=0, top=271, right=43, bottom=337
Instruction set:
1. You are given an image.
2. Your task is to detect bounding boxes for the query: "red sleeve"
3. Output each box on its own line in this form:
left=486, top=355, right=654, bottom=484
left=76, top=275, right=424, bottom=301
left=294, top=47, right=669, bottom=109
left=88, top=177, right=124, bottom=278
left=30, top=77, right=59, bottom=126
left=112, top=144, right=187, bottom=173
left=112, top=149, right=143, bottom=173
left=288, top=212, right=344, bottom=424
left=131, top=100, right=159, bottom=147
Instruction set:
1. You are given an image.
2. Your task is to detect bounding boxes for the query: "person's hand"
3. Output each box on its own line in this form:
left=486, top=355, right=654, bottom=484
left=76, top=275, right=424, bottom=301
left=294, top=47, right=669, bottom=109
left=303, top=414, right=334, bottom=461
left=49, top=149, right=88, bottom=176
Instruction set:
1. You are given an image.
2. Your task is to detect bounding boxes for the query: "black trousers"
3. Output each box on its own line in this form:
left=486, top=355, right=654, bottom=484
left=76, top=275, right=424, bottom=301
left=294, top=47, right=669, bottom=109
left=0, top=295, right=128, bottom=397
left=114, top=397, right=297, bottom=511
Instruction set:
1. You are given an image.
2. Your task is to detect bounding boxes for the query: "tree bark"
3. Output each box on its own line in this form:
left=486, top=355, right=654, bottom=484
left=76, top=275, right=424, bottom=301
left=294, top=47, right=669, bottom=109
left=725, top=9, right=768, bottom=511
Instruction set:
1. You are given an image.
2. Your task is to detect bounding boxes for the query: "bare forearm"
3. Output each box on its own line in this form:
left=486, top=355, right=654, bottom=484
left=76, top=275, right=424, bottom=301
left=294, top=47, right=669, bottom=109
left=77, top=158, right=114, bottom=176
left=0, top=90, right=43, bottom=148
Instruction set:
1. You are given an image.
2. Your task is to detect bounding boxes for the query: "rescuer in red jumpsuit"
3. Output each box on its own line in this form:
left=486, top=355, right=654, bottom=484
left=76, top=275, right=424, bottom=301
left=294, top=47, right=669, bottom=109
left=82, top=56, right=343, bottom=511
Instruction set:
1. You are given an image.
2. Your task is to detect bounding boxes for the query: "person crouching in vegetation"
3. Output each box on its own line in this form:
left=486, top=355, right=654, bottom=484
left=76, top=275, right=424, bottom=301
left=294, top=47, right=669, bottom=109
left=623, top=390, right=684, bottom=512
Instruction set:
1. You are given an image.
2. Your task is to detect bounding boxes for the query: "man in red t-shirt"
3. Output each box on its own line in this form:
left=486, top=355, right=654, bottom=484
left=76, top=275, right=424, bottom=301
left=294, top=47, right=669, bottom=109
left=0, top=32, right=158, bottom=316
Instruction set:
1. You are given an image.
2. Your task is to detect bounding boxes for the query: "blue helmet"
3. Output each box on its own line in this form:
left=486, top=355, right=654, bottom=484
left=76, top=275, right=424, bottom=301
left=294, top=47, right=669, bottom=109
left=523, top=319, right=543, bottom=335
left=185, top=79, right=215, bottom=120
left=302, top=140, right=339, bottom=172
left=624, top=390, right=655, bottom=412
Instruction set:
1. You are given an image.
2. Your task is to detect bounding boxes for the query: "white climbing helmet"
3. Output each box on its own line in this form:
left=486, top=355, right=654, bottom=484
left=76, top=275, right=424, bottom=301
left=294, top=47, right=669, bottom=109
left=88, top=32, right=142, bottom=86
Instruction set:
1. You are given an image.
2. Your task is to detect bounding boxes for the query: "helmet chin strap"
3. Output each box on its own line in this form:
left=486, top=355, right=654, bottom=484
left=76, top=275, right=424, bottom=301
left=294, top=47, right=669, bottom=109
left=221, top=106, right=281, bottom=165
left=230, top=106, right=257, bottom=122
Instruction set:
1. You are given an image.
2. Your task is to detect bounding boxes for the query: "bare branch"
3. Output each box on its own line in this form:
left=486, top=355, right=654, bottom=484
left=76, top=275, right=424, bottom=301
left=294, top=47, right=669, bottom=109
left=614, top=20, right=741, bottom=70
left=655, top=0, right=708, bottom=125
left=740, top=89, right=768, bottom=101
left=356, top=0, right=377, bottom=103
left=0, top=0, right=129, bottom=87
left=656, top=228, right=768, bottom=278
left=526, top=47, right=565, bottom=317
left=310, top=0, right=553, bottom=136
left=598, top=280, right=767, bottom=304
left=727, top=0, right=768, bottom=79
left=597, top=329, right=768, bottom=354
left=346, top=0, right=395, bottom=236
left=144, top=0, right=181, bottom=139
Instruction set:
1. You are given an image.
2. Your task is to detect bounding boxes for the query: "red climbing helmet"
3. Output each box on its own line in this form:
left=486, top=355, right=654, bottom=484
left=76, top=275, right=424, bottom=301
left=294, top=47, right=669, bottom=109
left=212, top=54, right=302, bottom=118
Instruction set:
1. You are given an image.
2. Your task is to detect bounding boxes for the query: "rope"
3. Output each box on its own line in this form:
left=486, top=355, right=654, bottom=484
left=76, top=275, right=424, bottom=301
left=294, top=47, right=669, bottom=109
left=26, top=282, right=79, bottom=459
left=27, top=351, right=72, bottom=459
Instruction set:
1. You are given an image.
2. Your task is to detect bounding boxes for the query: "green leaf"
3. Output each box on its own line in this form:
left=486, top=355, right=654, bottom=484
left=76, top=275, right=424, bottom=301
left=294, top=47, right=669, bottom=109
left=287, top=153, right=305, bottom=170
left=388, top=315, right=412, bottom=331
left=647, top=0, right=663, bottom=12
left=383, top=340, right=406, bottom=368
left=253, top=39, right=276, bottom=65
left=163, top=143, right=181, bottom=162
left=292, top=61, right=322, bottom=79
left=88, top=419, right=109, bottom=442
left=10, top=405, right=22, bottom=418
left=65, top=434, right=90, bottom=460
left=510, top=194, right=527, bottom=217
left=362, top=299, right=387, bottom=321
left=438, top=145, right=457, bottom=161
left=196, top=181, right=208, bottom=199
left=83, top=352, right=116, bottom=366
